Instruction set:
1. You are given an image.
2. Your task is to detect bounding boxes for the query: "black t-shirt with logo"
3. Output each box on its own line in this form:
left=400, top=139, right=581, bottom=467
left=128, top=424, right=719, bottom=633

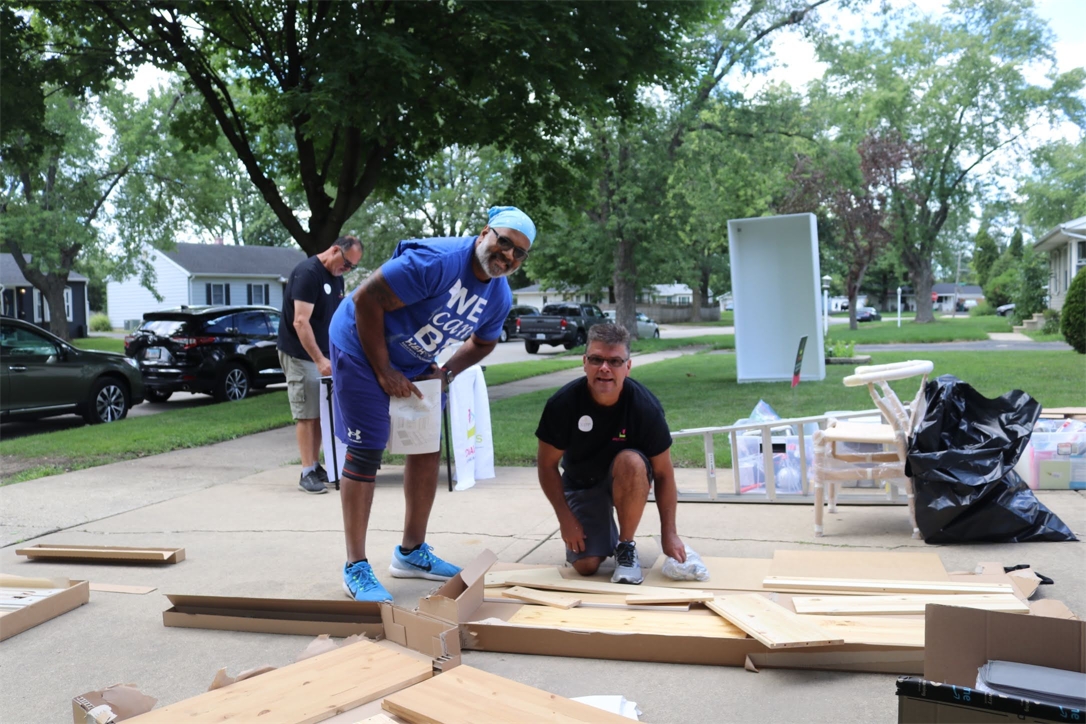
left=277, top=256, right=344, bottom=361
left=535, top=377, right=672, bottom=491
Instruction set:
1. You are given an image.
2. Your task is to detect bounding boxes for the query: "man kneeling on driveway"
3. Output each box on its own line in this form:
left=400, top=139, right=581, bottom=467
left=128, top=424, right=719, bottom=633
left=535, top=322, right=686, bottom=584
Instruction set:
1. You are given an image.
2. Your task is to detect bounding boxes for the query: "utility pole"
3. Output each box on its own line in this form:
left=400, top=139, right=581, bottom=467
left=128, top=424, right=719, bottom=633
left=952, top=247, right=962, bottom=316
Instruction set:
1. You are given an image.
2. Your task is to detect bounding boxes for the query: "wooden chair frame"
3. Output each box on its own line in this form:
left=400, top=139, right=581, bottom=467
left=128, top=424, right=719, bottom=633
left=812, top=360, right=933, bottom=538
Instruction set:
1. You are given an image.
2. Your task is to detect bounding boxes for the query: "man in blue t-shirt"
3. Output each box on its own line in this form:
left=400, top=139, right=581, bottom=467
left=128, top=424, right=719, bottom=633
left=329, top=206, right=536, bottom=601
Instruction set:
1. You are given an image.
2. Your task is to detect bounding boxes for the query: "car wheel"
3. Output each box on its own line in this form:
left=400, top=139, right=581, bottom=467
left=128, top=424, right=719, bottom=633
left=574, top=329, right=587, bottom=347
left=84, top=377, right=129, bottom=424
left=525, top=341, right=540, bottom=354
left=500, top=327, right=509, bottom=343
left=653, top=329, right=660, bottom=339
left=215, top=363, right=250, bottom=402
left=145, top=389, right=172, bottom=403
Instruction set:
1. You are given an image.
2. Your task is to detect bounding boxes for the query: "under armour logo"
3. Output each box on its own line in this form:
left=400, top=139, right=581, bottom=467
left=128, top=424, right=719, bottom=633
left=347, top=428, right=362, bottom=442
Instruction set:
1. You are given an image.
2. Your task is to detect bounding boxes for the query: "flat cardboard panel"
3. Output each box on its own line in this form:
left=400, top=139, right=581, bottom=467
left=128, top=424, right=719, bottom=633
left=382, top=665, right=631, bottom=723
left=765, top=577, right=1014, bottom=595
left=769, top=550, right=948, bottom=582
left=130, top=639, right=432, bottom=723
left=0, top=579, right=89, bottom=641
left=924, top=604, right=1086, bottom=688
left=17, top=544, right=185, bottom=564
left=162, top=594, right=384, bottom=638
left=643, top=556, right=772, bottom=591
left=507, top=604, right=746, bottom=638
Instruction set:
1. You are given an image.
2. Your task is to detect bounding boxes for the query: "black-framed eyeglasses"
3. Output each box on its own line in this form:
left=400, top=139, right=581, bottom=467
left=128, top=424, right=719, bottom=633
left=490, top=229, right=529, bottom=261
left=336, top=246, right=357, bottom=271
left=585, top=355, right=628, bottom=368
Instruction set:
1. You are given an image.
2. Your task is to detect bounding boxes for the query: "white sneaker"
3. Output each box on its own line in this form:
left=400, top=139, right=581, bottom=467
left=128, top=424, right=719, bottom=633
left=611, top=541, right=643, bottom=584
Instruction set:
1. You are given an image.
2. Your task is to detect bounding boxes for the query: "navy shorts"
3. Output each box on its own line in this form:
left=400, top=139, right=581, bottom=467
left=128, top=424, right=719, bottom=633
left=330, top=343, right=444, bottom=451
left=564, top=450, right=653, bottom=563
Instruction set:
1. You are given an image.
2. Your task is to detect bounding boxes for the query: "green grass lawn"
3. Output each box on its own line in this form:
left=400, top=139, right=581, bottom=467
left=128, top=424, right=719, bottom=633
left=71, top=337, right=126, bottom=354
left=483, top=359, right=585, bottom=386
left=1, top=392, right=293, bottom=484
left=1023, top=330, right=1067, bottom=343
left=826, top=315, right=1011, bottom=344
left=484, top=349, right=1086, bottom=468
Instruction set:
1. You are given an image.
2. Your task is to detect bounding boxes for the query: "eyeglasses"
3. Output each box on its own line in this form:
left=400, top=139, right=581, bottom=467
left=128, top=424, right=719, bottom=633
left=585, top=355, right=628, bottom=368
left=336, top=246, right=357, bottom=271
left=490, top=229, right=529, bottom=261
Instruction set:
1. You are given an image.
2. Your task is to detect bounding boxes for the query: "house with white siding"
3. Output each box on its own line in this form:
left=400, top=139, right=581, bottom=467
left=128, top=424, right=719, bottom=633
left=1034, top=216, right=1086, bottom=311
left=107, top=243, right=306, bottom=330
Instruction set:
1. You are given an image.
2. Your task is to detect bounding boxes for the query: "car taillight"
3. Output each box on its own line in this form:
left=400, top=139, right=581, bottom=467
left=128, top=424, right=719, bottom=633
left=516, top=318, right=521, bottom=331
left=173, top=336, right=216, bottom=350
left=123, top=335, right=134, bottom=350
left=560, top=319, right=568, bottom=328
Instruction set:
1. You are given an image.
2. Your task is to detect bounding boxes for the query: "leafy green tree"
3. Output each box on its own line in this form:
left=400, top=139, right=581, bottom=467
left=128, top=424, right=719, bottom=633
left=972, top=227, right=1000, bottom=288
left=1061, top=266, right=1086, bottom=353
left=48, top=1, right=712, bottom=256
left=813, top=0, right=1085, bottom=323
left=1011, top=245, right=1048, bottom=323
left=983, top=251, right=1019, bottom=308
left=1008, top=227, right=1024, bottom=259
left=1020, top=139, right=1086, bottom=237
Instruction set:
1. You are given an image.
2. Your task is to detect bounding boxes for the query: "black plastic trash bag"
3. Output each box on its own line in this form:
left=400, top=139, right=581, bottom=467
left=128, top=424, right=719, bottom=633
left=905, top=375, right=1077, bottom=544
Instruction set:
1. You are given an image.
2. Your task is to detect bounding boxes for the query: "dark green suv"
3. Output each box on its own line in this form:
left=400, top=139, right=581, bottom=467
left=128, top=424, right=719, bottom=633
left=1, top=318, right=144, bottom=424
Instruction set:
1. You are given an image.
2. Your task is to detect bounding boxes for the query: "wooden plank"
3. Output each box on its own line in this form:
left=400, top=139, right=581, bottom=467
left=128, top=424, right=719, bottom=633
left=89, top=583, right=157, bottom=595
left=500, top=568, right=682, bottom=598
left=16, top=544, right=185, bottom=564
left=501, top=587, right=580, bottom=609
left=507, top=605, right=748, bottom=639
left=382, top=665, right=631, bottom=723
left=131, top=638, right=431, bottom=723
left=792, top=593, right=1029, bottom=616
left=768, top=550, right=949, bottom=582
left=486, top=587, right=689, bottom=612
left=802, top=615, right=925, bottom=648
left=625, top=591, right=714, bottom=604
left=706, top=595, right=844, bottom=649
left=764, top=576, right=1014, bottom=595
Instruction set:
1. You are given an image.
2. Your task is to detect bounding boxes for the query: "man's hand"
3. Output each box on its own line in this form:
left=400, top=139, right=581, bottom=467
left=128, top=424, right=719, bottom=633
left=662, top=531, right=686, bottom=563
left=377, top=366, right=422, bottom=398
left=559, top=513, right=586, bottom=554
left=317, top=357, right=332, bottom=377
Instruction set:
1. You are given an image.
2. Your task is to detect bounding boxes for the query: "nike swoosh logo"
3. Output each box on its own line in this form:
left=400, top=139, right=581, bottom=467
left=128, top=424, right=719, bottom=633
left=407, top=558, right=432, bottom=571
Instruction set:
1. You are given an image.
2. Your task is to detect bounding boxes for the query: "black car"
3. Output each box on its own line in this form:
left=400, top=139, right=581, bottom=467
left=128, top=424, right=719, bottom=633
left=856, top=306, right=883, bottom=322
left=501, top=304, right=539, bottom=343
left=1, top=317, right=144, bottom=424
left=125, top=305, right=284, bottom=402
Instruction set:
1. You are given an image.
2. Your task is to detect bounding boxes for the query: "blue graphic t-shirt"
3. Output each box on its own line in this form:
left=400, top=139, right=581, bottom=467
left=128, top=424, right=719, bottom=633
left=329, top=236, right=512, bottom=378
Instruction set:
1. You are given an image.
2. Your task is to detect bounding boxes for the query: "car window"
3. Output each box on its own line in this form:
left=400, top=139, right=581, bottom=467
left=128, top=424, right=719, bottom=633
left=235, top=311, right=269, bottom=335
left=1, top=324, right=58, bottom=359
left=140, top=319, right=189, bottom=336
left=591, top=306, right=605, bottom=318
left=636, top=313, right=648, bottom=321
left=203, top=314, right=235, bottom=334
left=266, top=312, right=281, bottom=334
left=542, top=304, right=563, bottom=315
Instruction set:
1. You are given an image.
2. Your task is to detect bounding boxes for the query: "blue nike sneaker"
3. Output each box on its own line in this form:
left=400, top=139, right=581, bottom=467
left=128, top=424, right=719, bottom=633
left=388, top=542, right=461, bottom=581
left=342, top=561, right=392, bottom=602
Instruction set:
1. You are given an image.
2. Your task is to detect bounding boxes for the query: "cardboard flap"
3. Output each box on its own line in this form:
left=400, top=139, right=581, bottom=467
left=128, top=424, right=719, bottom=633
left=418, top=550, right=496, bottom=623
left=380, top=604, right=460, bottom=661
left=164, top=594, right=381, bottom=617
left=923, top=604, right=1086, bottom=687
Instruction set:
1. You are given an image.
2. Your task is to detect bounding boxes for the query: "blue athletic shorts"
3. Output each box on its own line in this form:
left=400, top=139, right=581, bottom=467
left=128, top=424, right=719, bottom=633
left=330, top=342, right=445, bottom=451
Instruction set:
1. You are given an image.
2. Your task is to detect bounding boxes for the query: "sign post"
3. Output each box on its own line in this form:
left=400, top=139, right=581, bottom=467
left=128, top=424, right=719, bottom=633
left=897, top=286, right=902, bottom=328
left=792, top=335, right=808, bottom=389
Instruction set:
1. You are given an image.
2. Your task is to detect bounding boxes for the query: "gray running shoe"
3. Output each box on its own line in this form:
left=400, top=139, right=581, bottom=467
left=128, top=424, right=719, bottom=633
left=299, top=470, right=328, bottom=494
left=314, top=464, right=329, bottom=483
left=611, top=540, right=643, bottom=584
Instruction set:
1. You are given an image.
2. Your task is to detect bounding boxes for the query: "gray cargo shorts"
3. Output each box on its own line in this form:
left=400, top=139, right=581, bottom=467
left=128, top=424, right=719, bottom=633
left=279, top=350, right=320, bottom=420
left=563, top=449, right=653, bottom=563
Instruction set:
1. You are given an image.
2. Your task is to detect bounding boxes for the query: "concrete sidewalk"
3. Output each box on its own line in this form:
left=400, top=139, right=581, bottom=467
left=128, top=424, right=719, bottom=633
left=1, top=431, right=1083, bottom=723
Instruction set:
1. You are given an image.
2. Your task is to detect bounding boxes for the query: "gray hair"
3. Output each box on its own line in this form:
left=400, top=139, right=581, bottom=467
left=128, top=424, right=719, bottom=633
left=333, top=235, right=361, bottom=253
left=588, top=323, right=631, bottom=354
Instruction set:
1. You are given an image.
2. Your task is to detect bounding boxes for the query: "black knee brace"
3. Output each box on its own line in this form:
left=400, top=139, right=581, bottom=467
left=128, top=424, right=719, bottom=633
left=342, top=447, right=383, bottom=484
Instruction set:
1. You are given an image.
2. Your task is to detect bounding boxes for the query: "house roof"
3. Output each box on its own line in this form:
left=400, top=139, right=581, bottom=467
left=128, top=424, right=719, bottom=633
left=1, top=254, right=88, bottom=286
left=1034, top=216, right=1086, bottom=252
left=932, top=283, right=983, bottom=295
left=162, top=243, right=307, bottom=277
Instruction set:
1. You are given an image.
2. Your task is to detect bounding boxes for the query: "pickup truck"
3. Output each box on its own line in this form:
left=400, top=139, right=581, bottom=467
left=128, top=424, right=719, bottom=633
left=515, top=303, right=608, bottom=353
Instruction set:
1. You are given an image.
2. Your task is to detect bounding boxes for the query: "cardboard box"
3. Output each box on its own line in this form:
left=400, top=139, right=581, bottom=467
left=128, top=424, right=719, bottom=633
left=380, top=603, right=461, bottom=671
left=72, top=685, right=156, bottom=723
left=162, top=594, right=384, bottom=638
left=895, top=604, right=1086, bottom=723
left=0, top=579, right=89, bottom=641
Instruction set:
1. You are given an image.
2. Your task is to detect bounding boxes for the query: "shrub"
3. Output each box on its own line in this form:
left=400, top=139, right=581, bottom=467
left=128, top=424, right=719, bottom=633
left=824, top=340, right=856, bottom=358
left=968, top=301, right=996, bottom=316
left=1011, top=246, right=1048, bottom=324
left=89, top=313, right=113, bottom=332
left=1041, top=309, right=1061, bottom=335
left=1062, top=267, right=1085, bottom=354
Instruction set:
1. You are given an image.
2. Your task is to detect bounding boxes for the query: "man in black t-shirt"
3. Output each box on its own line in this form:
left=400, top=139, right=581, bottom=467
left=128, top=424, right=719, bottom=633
left=535, top=323, right=686, bottom=584
left=278, top=235, right=363, bottom=494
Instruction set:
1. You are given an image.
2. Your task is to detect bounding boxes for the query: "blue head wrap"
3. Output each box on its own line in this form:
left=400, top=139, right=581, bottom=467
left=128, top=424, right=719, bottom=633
left=487, top=206, right=537, bottom=246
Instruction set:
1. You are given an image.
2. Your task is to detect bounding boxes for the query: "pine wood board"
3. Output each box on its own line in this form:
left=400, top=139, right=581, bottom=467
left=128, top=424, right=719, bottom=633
left=792, top=593, right=1029, bottom=616
left=498, top=568, right=684, bottom=598
left=501, top=587, right=581, bottom=609
left=131, top=638, right=432, bottom=723
left=768, top=550, right=949, bottom=582
left=706, top=595, right=844, bottom=649
left=382, top=665, right=631, bottom=723
left=625, top=591, right=715, bottom=604
left=802, top=615, right=926, bottom=648
left=764, top=576, right=1015, bottom=595
left=15, top=544, right=185, bottom=564
left=507, top=604, right=748, bottom=639
left=486, top=587, right=689, bottom=611
left=643, top=556, right=773, bottom=591
left=89, top=583, right=157, bottom=595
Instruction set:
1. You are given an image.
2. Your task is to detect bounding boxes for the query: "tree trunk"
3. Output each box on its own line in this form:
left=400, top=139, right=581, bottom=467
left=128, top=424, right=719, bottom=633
left=43, top=283, right=70, bottom=339
left=848, top=293, right=858, bottom=330
left=907, top=257, right=936, bottom=323
left=689, top=277, right=703, bottom=323
left=695, top=258, right=712, bottom=322
left=613, top=235, right=638, bottom=338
